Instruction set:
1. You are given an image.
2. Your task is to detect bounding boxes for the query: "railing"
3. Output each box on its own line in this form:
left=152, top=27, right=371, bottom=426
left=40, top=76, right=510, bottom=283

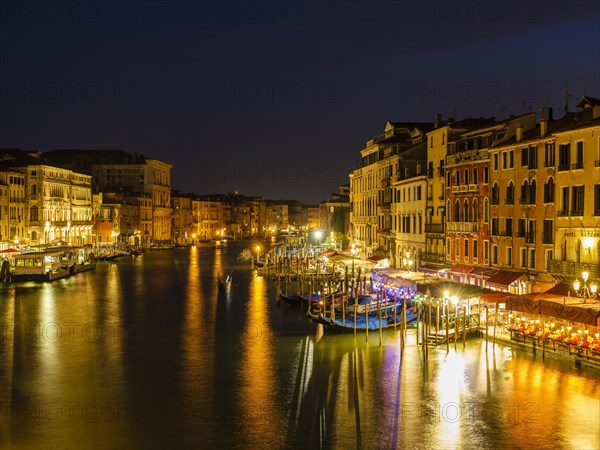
left=420, top=252, right=446, bottom=263
left=550, top=260, right=599, bottom=278
left=451, top=184, right=478, bottom=194
left=446, top=222, right=479, bottom=232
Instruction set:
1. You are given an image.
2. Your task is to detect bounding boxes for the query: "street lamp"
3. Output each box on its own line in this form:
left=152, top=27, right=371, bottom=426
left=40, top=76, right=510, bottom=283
left=573, top=271, right=598, bottom=304
left=402, top=252, right=413, bottom=272
left=350, top=243, right=357, bottom=279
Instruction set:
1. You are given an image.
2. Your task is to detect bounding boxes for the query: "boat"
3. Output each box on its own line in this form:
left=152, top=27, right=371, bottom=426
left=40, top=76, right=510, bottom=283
left=218, top=271, right=233, bottom=290
left=278, top=291, right=304, bottom=307
left=308, top=307, right=417, bottom=333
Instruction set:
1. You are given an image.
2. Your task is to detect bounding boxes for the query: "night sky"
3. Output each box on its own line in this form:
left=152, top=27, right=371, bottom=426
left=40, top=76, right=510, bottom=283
left=1, top=1, right=599, bottom=203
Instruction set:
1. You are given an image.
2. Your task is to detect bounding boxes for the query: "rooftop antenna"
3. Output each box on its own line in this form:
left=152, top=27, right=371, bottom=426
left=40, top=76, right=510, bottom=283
left=563, top=67, right=571, bottom=113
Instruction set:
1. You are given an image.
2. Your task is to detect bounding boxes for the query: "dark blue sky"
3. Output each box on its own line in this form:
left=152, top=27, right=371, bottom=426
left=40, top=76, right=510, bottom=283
left=1, top=1, right=599, bottom=203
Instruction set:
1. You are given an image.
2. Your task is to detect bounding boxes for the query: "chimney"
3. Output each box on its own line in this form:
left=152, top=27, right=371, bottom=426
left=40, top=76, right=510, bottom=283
left=540, top=107, right=548, bottom=137
left=516, top=125, right=523, bottom=143
left=435, top=113, right=442, bottom=128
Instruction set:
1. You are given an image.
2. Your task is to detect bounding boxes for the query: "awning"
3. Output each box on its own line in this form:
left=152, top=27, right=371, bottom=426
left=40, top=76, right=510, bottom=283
left=486, top=270, right=524, bottom=289
left=506, top=294, right=600, bottom=327
left=416, top=280, right=484, bottom=299
left=544, top=282, right=576, bottom=297
left=449, top=265, right=474, bottom=274
left=418, top=263, right=448, bottom=274
left=470, top=268, right=498, bottom=279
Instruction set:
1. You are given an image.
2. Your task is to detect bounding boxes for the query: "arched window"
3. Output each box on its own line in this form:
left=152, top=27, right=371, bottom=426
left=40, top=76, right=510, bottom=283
left=544, top=177, right=555, bottom=203
left=473, top=198, right=479, bottom=221
left=454, top=199, right=460, bottom=222
left=521, top=180, right=529, bottom=204
left=506, top=181, right=514, bottom=204
left=492, top=183, right=499, bottom=204
left=30, top=206, right=38, bottom=222
left=463, top=199, right=469, bottom=222
left=484, top=198, right=489, bottom=222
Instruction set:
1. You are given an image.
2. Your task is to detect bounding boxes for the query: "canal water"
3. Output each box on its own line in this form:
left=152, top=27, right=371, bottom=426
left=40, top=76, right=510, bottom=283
left=1, top=243, right=599, bottom=450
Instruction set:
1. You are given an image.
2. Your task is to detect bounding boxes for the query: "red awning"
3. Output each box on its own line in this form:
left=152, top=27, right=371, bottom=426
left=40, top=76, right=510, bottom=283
left=449, top=265, right=474, bottom=274
left=418, top=263, right=447, bottom=274
left=486, top=270, right=524, bottom=289
left=544, top=282, right=576, bottom=296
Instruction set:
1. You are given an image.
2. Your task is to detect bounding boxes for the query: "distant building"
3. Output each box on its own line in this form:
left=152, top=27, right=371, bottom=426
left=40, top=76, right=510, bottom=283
left=0, top=149, right=94, bottom=246
left=43, top=149, right=172, bottom=243
left=350, top=121, right=432, bottom=260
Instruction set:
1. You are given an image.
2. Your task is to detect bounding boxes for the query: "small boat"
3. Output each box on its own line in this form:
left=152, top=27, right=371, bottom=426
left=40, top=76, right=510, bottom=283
left=308, top=307, right=417, bottom=333
left=218, top=271, right=233, bottom=290
left=278, top=291, right=304, bottom=307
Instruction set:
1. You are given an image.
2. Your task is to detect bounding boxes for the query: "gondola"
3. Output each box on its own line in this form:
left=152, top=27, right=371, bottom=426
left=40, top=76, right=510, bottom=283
left=278, top=291, right=304, bottom=307
left=308, top=307, right=417, bottom=333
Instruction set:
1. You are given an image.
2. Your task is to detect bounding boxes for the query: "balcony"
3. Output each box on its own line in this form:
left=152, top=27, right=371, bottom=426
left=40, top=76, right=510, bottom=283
left=377, top=202, right=391, bottom=212
left=451, top=184, right=478, bottom=195
left=425, top=223, right=444, bottom=234
left=550, top=260, right=599, bottom=278
left=421, top=252, right=446, bottom=264
left=446, top=222, right=479, bottom=233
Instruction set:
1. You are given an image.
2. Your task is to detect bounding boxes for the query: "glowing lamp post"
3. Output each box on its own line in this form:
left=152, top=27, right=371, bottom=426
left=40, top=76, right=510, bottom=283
left=573, top=271, right=598, bottom=304
left=350, top=243, right=358, bottom=279
left=402, top=252, right=413, bottom=272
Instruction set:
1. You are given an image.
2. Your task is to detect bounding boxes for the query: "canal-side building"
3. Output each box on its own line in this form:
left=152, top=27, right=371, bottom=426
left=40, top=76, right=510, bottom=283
left=551, top=96, right=600, bottom=283
left=350, top=121, right=432, bottom=260
left=389, top=140, right=428, bottom=268
left=445, top=113, right=537, bottom=290
left=319, top=185, right=351, bottom=237
left=0, top=167, right=26, bottom=246
left=0, top=149, right=94, bottom=246
left=421, top=116, right=496, bottom=273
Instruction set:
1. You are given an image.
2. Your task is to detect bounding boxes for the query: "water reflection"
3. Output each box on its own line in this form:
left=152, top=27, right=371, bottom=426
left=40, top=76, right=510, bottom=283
left=237, top=273, right=283, bottom=448
left=1, top=249, right=598, bottom=450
